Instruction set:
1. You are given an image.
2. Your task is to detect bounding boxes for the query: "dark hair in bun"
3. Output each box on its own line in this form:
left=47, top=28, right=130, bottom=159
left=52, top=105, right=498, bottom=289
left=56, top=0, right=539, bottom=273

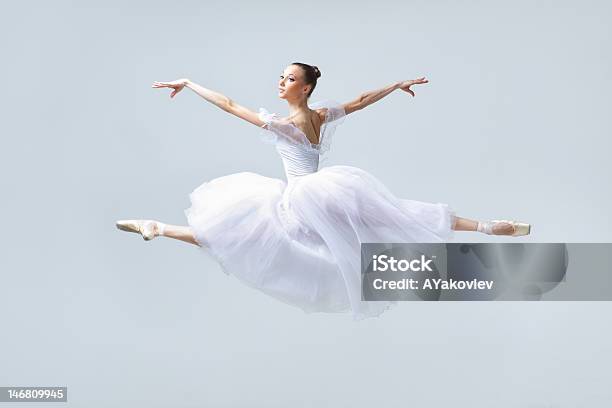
left=291, top=62, right=321, bottom=98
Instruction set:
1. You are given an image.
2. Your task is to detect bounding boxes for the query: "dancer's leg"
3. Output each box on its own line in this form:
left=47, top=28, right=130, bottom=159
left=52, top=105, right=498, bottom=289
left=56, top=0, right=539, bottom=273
left=451, top=215, right=516, bottom=235
left=116, top=219, right=202, bottom=245
left=159, top=223, right=201, bottom=247
left=451, top=215, right=477, bottom=231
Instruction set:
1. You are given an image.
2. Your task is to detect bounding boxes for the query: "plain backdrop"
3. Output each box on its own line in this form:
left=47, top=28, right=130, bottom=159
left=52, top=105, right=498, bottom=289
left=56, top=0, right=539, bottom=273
left=1, top=0, right=611, bottom=407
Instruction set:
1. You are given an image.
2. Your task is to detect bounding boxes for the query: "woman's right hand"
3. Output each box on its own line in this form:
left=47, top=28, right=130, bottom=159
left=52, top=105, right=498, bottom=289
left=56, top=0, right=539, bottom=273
left=152, top=78, right=190, bottom=98
left=398, top=77, right=429, bottom=97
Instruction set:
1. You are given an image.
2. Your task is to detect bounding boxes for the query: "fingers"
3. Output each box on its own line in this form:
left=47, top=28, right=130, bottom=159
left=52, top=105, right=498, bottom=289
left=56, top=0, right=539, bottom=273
left=399, top=76, right=428, bottom=98
left=414, top=77, right=428, bottom=84
left=152, top=80, right=181, bottom=99
left=402, top=77, right=428, bottom=88
left=152, top=81, right=170, bottom=88
left=399, top=87, right=415, bottom=97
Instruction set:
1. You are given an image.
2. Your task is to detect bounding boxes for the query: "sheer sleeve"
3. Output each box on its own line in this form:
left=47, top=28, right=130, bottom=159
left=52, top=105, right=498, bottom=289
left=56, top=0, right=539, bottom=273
left=257, top=108, right=281, bottom=145
left=309, top=99, right=347, bottom=155
left=257, top=107, right=320, bottom=150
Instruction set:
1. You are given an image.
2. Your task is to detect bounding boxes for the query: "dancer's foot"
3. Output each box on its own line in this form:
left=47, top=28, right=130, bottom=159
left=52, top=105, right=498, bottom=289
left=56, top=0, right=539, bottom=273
left=116, top=219, right=165, bottom=241
left=477, top=220, right=531, bottom=236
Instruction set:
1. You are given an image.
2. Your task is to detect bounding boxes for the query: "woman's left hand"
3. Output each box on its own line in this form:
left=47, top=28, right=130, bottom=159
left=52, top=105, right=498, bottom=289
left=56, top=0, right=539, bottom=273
left=152, top=79, right=190, bottom=98
left=398, top=77, right=429, bottom=97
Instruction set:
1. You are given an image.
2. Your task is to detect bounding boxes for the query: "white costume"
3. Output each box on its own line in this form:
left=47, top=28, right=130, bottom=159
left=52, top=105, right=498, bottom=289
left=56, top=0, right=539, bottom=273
left=184, top=100, right=456, bottom=320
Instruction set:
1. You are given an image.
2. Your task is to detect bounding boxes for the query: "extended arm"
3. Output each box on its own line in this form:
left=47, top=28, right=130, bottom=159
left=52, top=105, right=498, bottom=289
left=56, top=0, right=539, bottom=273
left=152, top=78, right=265, bottom=128
left=341, top=77, right=429, bottom=116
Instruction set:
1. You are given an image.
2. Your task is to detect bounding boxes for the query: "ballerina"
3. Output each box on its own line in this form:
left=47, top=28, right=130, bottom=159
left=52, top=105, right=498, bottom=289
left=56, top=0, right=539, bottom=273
left=116, top=62, right=530, bottom=319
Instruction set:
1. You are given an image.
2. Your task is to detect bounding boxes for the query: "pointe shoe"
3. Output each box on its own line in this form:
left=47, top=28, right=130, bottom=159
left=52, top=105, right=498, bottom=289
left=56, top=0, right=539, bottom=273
left=479, top=220, right=531, bottom=236
left=116, top=219, right=160, bottom=241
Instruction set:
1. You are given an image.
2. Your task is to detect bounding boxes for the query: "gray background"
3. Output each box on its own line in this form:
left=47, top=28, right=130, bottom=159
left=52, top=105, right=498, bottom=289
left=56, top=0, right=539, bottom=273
left=1, top=0, right=610, bottom=406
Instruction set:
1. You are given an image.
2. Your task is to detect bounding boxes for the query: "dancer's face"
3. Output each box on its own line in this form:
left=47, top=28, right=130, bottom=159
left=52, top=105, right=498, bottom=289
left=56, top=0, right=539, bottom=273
left=278, top=65, right=311, bottom=101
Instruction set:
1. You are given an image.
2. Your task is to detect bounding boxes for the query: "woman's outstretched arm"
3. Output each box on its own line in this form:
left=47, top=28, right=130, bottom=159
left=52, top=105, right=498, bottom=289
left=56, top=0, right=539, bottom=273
left=341, top=77, right=429, bottom=115
left=152, top=78, right=265, bottom=128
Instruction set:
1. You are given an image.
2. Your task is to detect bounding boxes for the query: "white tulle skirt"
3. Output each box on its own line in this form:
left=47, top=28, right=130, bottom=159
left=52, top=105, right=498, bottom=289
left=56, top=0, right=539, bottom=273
left=184, top=165, right=456, bottom=320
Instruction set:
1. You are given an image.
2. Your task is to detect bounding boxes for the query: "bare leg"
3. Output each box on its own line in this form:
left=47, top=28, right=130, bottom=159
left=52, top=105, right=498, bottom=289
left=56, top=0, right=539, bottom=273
left=116, top=219, right=203, bottom=246
left=158, top=223, right=202, bottom=247
left=451, top=215, right=516, bottom=235
left=451, top=215, right=478, bottom=231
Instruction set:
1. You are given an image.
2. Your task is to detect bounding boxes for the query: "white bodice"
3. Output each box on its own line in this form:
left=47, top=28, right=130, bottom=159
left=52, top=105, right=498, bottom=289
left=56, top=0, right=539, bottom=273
left=257, top=100, right=347, bottom=181
left=275, top=140, right=320, bottom=180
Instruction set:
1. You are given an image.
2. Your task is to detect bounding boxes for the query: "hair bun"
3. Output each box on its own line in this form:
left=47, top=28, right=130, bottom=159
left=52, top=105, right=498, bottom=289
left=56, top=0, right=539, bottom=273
left=312, top=65, right=321, bottom=78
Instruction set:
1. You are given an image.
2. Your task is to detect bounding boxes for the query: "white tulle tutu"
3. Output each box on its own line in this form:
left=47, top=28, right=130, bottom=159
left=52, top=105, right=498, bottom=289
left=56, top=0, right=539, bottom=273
left=184, top=100, right=456, bottom=320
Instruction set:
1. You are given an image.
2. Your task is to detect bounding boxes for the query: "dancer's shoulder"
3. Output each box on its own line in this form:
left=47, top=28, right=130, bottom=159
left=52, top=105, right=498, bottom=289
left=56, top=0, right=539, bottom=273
left=309, top=100, right=346, bottom=124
